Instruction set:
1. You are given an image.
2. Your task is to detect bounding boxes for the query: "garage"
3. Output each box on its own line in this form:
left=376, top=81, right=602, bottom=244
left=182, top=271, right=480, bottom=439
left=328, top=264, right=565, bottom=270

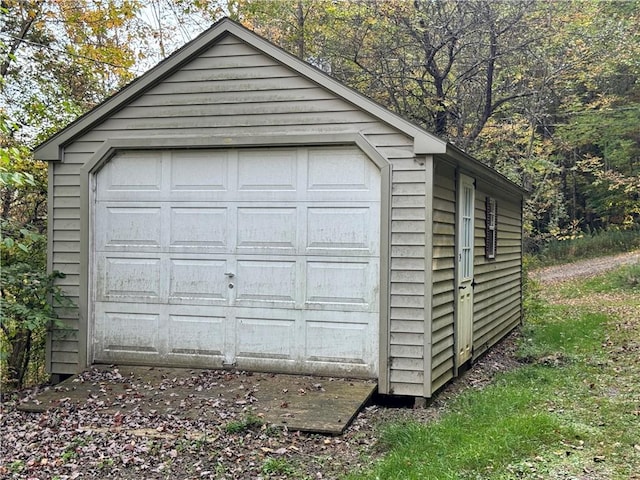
left=92, top=147, right=381, bottom=377
left=36, top=18, right=525, bottom=399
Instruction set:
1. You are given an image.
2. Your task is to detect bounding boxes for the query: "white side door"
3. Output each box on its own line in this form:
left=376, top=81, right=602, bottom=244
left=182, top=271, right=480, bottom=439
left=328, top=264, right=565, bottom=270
left=456, top=174, right=475, bottom=365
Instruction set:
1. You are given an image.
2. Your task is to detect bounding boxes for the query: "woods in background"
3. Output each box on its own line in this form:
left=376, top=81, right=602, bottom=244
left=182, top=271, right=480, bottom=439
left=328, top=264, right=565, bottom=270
left=3, top=0, right=638, bottom=242
left=229, top=0, right=640, bottom=240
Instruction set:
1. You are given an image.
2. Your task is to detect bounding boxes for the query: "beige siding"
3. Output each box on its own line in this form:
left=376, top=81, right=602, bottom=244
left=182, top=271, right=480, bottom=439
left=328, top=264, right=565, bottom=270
left=430, top=162, right=456, bottom=392
left=48, top=34, right=425, bottom=394
left=50, top=160, right=81, bottom=375
left=387, top=146, right=426, bottom=397
left=472, top=187, right=522, bottom=358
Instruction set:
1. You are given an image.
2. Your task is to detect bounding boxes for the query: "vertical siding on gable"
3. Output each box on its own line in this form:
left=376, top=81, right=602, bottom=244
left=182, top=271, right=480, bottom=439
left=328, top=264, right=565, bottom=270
left=430, top=162, right=457, bottom=392
left=472, top=187, right=523, bottom=358
left=47, top=34, right=425, bottom=395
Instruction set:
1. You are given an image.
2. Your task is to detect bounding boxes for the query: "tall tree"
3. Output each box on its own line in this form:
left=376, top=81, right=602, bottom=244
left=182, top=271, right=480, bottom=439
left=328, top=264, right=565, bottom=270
left=1, top=0, right=152, bottom=388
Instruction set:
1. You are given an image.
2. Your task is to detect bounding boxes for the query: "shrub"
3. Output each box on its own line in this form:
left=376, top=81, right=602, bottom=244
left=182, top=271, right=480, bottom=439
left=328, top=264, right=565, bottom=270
left=0, top=232, right=71, bottom=390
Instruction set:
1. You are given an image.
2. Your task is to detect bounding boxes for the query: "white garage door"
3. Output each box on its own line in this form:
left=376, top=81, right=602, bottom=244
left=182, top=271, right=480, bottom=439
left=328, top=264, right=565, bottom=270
left=92, top=147, right=380, bottom=377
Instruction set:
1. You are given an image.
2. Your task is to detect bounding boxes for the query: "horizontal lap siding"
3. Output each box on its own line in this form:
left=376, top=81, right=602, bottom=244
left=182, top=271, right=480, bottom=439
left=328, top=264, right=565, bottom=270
left=88, top=38, right=380, bottom=138
left=387, top=145, right=425, bottom=397
left=48, top=35, right=424, bottom=389
left=50, top=162, right=81, bottom=375
left=431, top=164, right=456, bottom=392
left=472, top=191, right=523, bottom=358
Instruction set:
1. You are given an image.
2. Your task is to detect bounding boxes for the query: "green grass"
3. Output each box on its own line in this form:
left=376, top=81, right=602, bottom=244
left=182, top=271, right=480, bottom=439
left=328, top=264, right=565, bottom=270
left=553, top=262, right=640, bottom=299
left=223, top=412, right=263, bottom=433
left=262, top=457, right=296, bottom=476
left=518, top=307, right=607, bottom=363
left=579, top=262, right=640, bottom=293
left=350, top=365, right=571, bottom=480
left=349, top=265, right=640, bottom=480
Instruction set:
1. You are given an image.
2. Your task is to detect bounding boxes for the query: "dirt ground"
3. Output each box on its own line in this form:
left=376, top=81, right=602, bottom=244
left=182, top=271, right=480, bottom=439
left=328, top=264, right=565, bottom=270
left=1, top=251, right=636, bottom=479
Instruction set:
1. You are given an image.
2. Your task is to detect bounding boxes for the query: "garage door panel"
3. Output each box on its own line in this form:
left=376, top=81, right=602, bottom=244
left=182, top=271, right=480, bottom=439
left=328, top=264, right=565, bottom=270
left=95, top=309, right=161, bottom=355
left=236, top=207, right=297, bottom=253
left=97, top=152, right=162, bottom=201
left=170, top=150, right=228, bottom=192
left=169, top=258, right=228, bottom=304
left=307, top=148, right=379, bottom=198
left=97, top=205, right=162, bottom=250
left=167, top=313, right=225, bottom=356
left=306, top=206, right=377, bottom=254
left=235, top=259, right=296, bottom=305
left=99, top=256, right=162, bottom=302
left=170, top=206, right=228, bottom=250
left=305, top=320, right=371, bottom=364
left=237, top=149, right=297, bottom=192
left=236, top=316, right=296, bottom=360
left=305, top=260, right=378, bottom=310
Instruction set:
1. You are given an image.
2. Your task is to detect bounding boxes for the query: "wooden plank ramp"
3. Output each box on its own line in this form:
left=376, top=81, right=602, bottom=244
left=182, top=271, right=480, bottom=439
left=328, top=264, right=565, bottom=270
left=18, top=366, right=377, bottom=435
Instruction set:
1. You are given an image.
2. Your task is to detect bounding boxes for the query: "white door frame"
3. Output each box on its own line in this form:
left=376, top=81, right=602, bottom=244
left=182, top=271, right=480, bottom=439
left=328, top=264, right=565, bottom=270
left=456, top=173, right=475, bottom=367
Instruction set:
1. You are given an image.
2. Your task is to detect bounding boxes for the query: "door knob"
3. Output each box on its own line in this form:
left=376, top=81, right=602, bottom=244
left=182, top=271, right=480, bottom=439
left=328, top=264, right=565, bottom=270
left=224, top=272, right=235, bottom=278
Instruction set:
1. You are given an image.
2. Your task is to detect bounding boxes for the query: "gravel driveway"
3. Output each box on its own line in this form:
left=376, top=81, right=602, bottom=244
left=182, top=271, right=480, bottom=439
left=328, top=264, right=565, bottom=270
left=529, top=250, right=640, bottom=283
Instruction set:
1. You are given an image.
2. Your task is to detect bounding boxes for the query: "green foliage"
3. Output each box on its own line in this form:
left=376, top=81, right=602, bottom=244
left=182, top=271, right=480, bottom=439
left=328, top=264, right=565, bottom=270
left=0, top=116, right=72, bottom=389
left=8, top=460, right=25, bottom=474
left=1, top=259, right=68, bottom=330
left=0, top=232, right=72, bottom=389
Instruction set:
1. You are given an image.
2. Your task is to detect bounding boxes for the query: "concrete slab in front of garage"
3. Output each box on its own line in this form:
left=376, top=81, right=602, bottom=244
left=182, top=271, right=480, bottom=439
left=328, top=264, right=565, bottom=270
left=17, top=366, right=377, bottom=435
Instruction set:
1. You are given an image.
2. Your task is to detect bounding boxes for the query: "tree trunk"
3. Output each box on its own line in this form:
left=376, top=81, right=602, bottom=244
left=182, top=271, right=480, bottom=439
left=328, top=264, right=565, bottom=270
left=6, top=328, right=33, bottom=389
left=296, top=1, right=305, bottom=59
left=0, top=1, right=43, bottom=82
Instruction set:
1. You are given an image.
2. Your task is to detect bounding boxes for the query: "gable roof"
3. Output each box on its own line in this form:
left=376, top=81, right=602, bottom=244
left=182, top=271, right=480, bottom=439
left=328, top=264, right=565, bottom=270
left=34, top=17, right=448, bottom=161
left=33, top=17, right=526, bottom=195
